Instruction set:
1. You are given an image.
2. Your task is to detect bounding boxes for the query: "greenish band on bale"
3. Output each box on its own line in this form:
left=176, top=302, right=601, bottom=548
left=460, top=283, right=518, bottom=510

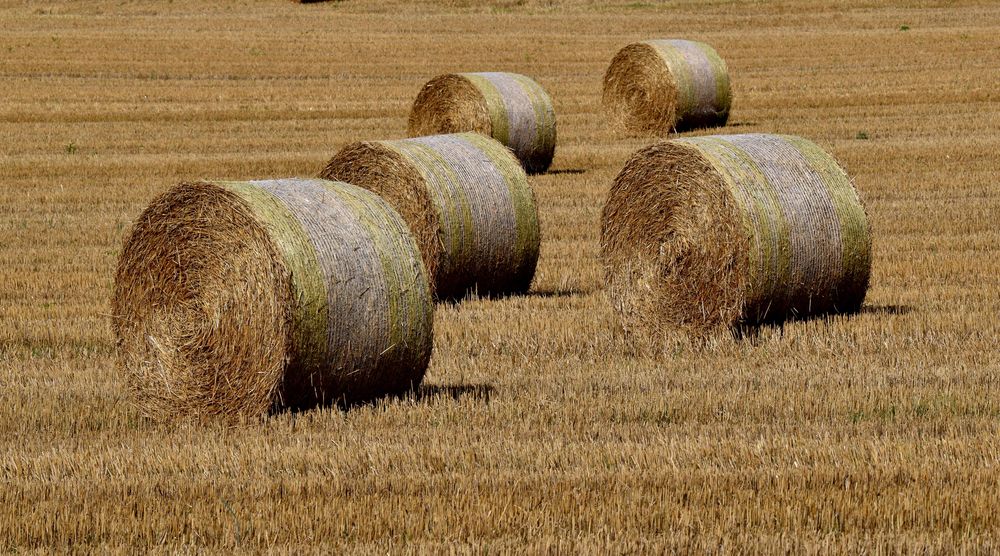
left=601, top=133, right=871, bottom=332
left=407, top=72, right=557, bottom=174
left=602, top=39, right=731, bottom=137
left=112, top=179, right=434, bottom=421
left=321, top=132, right=540, bottom=300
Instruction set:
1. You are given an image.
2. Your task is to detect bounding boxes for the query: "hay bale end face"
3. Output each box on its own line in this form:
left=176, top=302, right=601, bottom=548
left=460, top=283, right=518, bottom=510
left=321, top=132, right=540, bottom=300
left=602, top=39, right=731, bottom=136
left=112, top=178, right=433, bottom=420
left=601, top=134, right=871, bottom=332
left=407, top=72, right=557, bottom=174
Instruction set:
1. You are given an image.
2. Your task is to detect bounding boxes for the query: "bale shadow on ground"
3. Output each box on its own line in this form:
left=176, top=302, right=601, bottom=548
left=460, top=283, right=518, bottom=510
left=304, top=384, right=494, bottom=414
left=860, top=304, right=915, bottom=316
left=285, top=383, right=494, bottom=415
left=526, top=287, right=591, bottom=299
left=414, top=383, right=494, bottom=403
left=440, top=285, right=591, bottom=304
left=732, top=303, right=916, bottom=342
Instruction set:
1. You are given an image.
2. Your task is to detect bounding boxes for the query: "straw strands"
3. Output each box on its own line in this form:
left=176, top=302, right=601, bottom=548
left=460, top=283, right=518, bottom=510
left=601, top=134, right=871, bottom=332
left=112, top=179, right=434, bottom=420
left=407, top=72, right=557, bottom=174
left=321, top=132, right=541, bottom=299
left=602, top=39, right=731, bottom=136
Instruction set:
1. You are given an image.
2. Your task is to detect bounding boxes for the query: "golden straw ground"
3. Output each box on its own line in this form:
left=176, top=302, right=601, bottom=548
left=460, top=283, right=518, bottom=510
left=322, top=132, right=540, bottom=300
left=602, top=133, right=871, bottom=333
left=112, top=179, right=433, bottom=420
left=4, top=1, right=1000, bottom=550
left=408, top=72, right=557, bottom=174
left=602, top=39, right=731, bottom=136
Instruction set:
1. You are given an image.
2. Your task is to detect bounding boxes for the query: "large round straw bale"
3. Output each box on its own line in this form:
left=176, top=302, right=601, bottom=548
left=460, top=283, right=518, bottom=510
left=112, top=178, right=433, bottom=420
left=601, top=134, right=871, bottom=332
left=602, top=39, right=731, bottom=136
left=321, top=132, right=540, bottom=300
left=407, top=72, right=557, bottom=174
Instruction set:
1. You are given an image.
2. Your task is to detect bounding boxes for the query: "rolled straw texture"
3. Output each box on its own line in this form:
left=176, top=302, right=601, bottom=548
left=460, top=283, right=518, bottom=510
left=601, top=134, right=871, bottom=331
left=112, top=179, right=433, bottom=420
left=602, top=39, right=731, bottom=136
left=321, top=132, right=540, bottom=299
left=407, top=72, right=557, bottom=174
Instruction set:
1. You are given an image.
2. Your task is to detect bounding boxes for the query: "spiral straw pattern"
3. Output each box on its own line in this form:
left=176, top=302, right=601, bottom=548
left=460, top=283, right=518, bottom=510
left=601, top=134, right=871, bottom=332
left=112, top=179, right=433, bottom=420
left=321, top=132, right=540, bottom=299
left=408, top=72, right=557, bottom=174
left=602, top=39, right=731, bottom=136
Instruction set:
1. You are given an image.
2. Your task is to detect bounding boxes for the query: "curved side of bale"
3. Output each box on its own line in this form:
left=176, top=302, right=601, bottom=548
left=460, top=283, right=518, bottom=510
left=112, top=179, right=433, bottom=420
left=601, top=134, right=871, bottom=332
left=314, top=143, right=444, bottom=288
left=406, top=74, right=493, bottom=139
left=322, top=132, right=540, bottom=299
left=408, top=72, right=557, bottom=174
left=602, top=39, right=731, bottom=137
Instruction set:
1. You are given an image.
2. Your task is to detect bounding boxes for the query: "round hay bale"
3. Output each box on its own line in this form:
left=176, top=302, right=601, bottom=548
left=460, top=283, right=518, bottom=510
left=601, top=134, right=872, bottom=332
left=407, top=72, right=557, bottom=174
left=602, top=39, right=731, bottom=136
left=321, top=132, right=540, bottom=300
left=112, top=178, right=434, bottom=420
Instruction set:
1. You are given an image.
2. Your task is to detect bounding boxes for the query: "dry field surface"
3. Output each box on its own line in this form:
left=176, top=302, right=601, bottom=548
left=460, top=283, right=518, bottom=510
left=2, top=0, right=999, bottom=551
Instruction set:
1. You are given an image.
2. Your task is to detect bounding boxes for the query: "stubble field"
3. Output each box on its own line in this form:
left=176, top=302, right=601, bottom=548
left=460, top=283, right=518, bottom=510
left=2, top=0, right=999, bottom=551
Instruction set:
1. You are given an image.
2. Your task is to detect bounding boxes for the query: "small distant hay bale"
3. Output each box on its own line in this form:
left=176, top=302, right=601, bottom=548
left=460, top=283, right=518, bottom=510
left=112, top=179, right=433, bottom=421
left=321, top=132, right=540, bottom=299
left=407, top=72, right=557, bottom=174
left=601, top=134, right=872, bottom=332
left=602, top=39, right=731, bottom=136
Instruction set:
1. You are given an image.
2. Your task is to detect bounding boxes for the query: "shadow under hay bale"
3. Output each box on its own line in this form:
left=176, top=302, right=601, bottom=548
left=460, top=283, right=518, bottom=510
left=416, top=383, right=494, bottom=403
left=601, top=133, right=872, bottom=333
left=321, top=132, right=540, bottom=300
left=602, top=39, right=731, bottom=137
left=861, top=304, right=914, bottom=316
left=112, top=179, right=434, bottom=421
left=407, top=72, right=557, bottom=174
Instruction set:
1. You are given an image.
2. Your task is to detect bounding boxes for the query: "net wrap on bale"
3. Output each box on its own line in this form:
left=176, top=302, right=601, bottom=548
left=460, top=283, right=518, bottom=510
left=112, top=178, right=434, bottom=420
left=407, top=72, right=557, bottom=174
left=602, top=39, right=731, bottom=136
left=321, top=132, right=540, bottom=299
left=601, top=134, right=871, bottom=332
